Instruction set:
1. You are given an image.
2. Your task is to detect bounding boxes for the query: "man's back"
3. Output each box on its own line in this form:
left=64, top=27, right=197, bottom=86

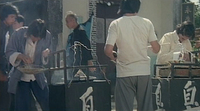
left=108, top=16, right=157, bottom=64
left=106, top=15, right=158, bottom=77
left=104, top=0, right=160, bottom=110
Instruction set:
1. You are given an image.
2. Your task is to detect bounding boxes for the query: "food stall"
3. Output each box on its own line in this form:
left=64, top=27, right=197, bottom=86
left=152, top=51, right=200, bottom=111
left=47, top=50, right=111, bottom=111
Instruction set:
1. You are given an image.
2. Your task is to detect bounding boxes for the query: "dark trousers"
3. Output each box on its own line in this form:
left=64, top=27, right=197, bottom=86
left=0, top=81, right=10, bottom=111
left=10, top=93, right=38, bottom=111
left=15, top=81, right=49, bottom=111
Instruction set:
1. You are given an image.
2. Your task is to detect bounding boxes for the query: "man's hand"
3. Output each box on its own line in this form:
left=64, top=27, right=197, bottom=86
left=17, top=54, right=32, bottom=64
left=104, top=44, right=116, bottom=60
left=42, top=48, right=50, bottom=58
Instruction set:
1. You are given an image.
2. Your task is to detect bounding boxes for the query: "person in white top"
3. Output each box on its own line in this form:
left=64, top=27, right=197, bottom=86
left=156, top=21, right=195, bottom=65
left=104, top=0, right=160, bottom=111
left=6, top=19, right=52, bottom=111
left=9, top=15, right=39, bottom=111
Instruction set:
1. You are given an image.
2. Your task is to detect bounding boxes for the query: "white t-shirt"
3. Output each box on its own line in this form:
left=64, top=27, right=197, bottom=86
left=106, top=15, right=158, bottom=77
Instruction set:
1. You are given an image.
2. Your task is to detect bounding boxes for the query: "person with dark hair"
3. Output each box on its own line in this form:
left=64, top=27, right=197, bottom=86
left=65, top=11, right=95, bottom=81
left=117, top=0, right=141, bottom=15
left=104, top=0, right=160, bottom=111
left=0, top=3, right=19, bottom=21
left=0, top=3, right=19, bottom=111
left=10, top=15, right=39, bottom=111
left=6, top=19, right=52, bottom=111
left=12, top=14, right=25, bottom=30
left=156, top=21, right=195, bottom=64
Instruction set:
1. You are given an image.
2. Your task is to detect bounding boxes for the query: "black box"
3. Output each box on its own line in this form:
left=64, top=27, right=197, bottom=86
left=49, top=81, right=111, bottom=111
left=152, top=78, right=200, bottom=110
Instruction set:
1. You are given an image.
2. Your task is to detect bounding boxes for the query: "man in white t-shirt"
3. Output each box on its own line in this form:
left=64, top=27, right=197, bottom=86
left=104, top=0, right=160, bottom=111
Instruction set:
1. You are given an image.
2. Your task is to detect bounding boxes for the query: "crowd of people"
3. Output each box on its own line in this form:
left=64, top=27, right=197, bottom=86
left=0, top=2, right=94, bottom=111
left=0, top=0, right=196, bottom=111
left=0, top=3, right=53, bottom=111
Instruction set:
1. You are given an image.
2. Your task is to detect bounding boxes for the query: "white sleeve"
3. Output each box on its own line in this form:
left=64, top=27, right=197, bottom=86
left=157, top=34, right=174, bottom=64
left=106, top=21, right=117, bottom=46
left=9, top=52, right=21, bottom=67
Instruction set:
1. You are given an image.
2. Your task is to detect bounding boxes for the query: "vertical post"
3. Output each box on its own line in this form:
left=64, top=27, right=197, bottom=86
left=154, top=64, right=157, bottom=78
left=86, top=67, right=89, bottom=82
left=62, top=50, right=68, bottom=111
left=171, top=64, right=175, bottom=79
left=189, top=64, right=192, bottom=78
left=63, top=50, right=67, bottom=84
left=57, top=53, right=60, bottom=68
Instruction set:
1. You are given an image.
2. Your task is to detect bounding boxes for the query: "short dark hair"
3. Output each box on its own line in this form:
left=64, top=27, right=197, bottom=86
left=27, top=19, right=46, bottom=39
left=16, top=15, right=25, bottom=24
left=117, top=0, right=141, bottom=15
left=176, top=21, right=195, bottom=39
left=0, top=3, right=19, bottom=21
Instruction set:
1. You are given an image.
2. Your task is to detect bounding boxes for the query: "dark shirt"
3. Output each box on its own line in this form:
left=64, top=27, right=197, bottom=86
left=0, top=21, right=9, bottom=75
left=66, top=25, right=93, bottom=66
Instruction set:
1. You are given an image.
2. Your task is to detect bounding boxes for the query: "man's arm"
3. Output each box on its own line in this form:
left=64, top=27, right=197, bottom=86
left=6, top=30, right=32, bottom=66
left=157, top=34, right=180, bottom=64
left=42, top=31, right=53, bottom=65
left=150, top=40, right=160, bottom=53
left=104, top=44, right=116, bottom=61
left=80, top=30, right=93, bottom=60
